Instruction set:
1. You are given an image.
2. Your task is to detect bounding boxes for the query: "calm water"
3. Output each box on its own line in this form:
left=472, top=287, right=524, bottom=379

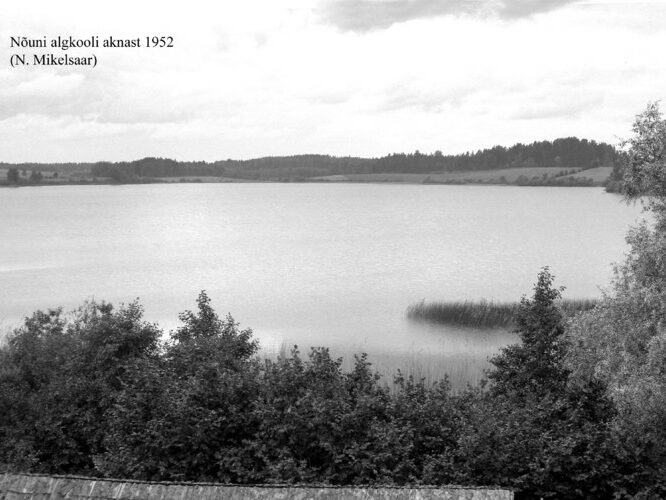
left=0, top=184, right=646, bottom=384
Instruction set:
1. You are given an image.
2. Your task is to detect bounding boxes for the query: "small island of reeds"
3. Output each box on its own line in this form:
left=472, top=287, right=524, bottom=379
left=406, top=298, right=598, bottom=329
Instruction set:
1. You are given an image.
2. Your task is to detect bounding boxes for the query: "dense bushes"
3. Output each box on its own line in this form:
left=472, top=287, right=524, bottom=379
left=0, top=275, right=662, bottom=498
left=0, top=302, right=161, bottom=475
left=0, top=294, right=461, bottom=487
left=564, top=102, right=666, bottom=498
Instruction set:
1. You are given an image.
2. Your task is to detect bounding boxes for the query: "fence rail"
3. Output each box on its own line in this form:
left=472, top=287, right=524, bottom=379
left=0, top=472, right=513, bottom=499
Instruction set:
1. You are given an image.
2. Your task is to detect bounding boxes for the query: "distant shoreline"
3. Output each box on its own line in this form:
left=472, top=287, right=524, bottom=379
left=0, top=169, right=611, bottom=189
left=0, top=137, right=619, bottom=188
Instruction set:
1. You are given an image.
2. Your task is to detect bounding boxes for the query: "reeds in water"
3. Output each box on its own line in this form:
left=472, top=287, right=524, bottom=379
left=406, top=298, right=598, bottom=329
left=262, top=341, right=493, bottom=392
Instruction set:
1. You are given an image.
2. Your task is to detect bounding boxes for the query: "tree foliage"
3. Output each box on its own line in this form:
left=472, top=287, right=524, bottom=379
left=621, top=102, right=666, bottom=204
left=566, top=102, right=666, bottom=496
left=488, top=268, right=568, bottom=398
left=81, top=138, right=617, bottom=182
left=463, top=269, right=619, bottom=498
left=0, top=280, right=647, bottom=498
left=6, top=168, right=19, bottom=183
left=0, top=301, right=161, bottom=474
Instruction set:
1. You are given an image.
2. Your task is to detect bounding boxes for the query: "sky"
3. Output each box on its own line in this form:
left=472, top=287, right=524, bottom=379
left=1, top=0, right=665, bottom=163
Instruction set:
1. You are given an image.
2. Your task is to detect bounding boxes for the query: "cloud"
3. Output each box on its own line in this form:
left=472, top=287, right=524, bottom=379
left=0, top=68, right=203, bottom=126
left=376, top=83, right=483, bottom=113
left=317, top=0, right=580, bottom=32
left=500, top=0, right=579, bottom=18
left=510, top=95, right=604, bottom=120
left=0, top=72, right=91, bottom=121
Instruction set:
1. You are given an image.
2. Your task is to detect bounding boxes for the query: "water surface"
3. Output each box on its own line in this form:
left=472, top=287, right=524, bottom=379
left=0, top=184, right=645, bottom=384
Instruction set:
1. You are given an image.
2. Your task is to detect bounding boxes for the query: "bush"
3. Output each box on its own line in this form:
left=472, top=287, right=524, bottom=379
left=0, top=301, right=161, bottom=474
left=0, top=273, right=661, bottom=496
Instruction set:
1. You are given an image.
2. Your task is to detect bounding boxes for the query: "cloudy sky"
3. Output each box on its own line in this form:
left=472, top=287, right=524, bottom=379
left=1, top=0, right=665, bottom=163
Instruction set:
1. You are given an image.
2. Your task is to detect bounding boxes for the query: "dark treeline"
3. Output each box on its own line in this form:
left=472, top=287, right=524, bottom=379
left=219, top=154, right=373, bottom=180
left=87, top=154, right=372, bottom=181
left=371, top=137, right=616, bottom=174
left=0, top=162, right=94, bottom=173
left=92, top=138, right=616, bottom=180
left=3, top=137, right=617, bottom=182
left=90, top=158, right=223, bottom=182
left=80, top=155, right=372, bottom=182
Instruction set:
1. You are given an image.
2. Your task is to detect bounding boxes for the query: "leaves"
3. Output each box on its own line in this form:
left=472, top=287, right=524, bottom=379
left=0, top=280, right=662, bottom=497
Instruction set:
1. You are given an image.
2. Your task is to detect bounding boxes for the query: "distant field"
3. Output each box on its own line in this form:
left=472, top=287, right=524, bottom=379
left=314, top=166, right=589, bottom=184
left=557, top=166, right=613, bottom=183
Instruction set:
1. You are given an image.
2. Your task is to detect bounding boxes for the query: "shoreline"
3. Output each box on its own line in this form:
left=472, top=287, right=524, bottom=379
left=0, top=177, right=609, bottom=188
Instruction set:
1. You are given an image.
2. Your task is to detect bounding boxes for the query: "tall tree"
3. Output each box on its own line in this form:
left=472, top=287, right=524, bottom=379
left=6, top=168, right=19, bottom=183
left=487, top=267, right=568, bottom=398
left=566, top=102, right=666, bottom=496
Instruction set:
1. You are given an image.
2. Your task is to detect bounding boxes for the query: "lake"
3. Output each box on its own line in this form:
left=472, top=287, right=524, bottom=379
left=0, top=183, right=646, bottom=386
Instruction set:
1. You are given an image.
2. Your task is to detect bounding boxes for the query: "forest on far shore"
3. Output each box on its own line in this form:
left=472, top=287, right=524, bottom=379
left=1, top=136, right=619, bottom=186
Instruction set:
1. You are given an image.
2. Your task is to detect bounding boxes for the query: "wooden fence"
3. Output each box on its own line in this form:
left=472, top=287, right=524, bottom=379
left=0, top=472, right=513, bottom=499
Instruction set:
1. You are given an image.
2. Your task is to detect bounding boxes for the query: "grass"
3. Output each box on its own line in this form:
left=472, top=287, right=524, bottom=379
left=314, top=166, right=592, bottom=184
left=406, top=298, right=598, bottom=329
left=558, top=166, right=613, bottom=183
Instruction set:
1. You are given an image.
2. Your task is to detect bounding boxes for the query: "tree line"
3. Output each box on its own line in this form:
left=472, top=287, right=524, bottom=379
left=370, top=137, right=616, bottom=174
left=89, top=137, right=616, bottom=181
left=3, top=168, right=46, bottom=185
left=2, top=137, right=617, bottom=183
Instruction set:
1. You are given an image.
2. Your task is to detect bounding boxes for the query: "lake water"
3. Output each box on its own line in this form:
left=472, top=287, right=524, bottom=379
left=0, top=184, right=646, bottom=385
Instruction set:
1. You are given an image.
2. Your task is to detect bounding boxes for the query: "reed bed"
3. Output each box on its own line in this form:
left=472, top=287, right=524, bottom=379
left=406, top=298, right=598, bottom=329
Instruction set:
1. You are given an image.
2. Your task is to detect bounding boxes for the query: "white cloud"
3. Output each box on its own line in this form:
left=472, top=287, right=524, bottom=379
left=0, top=0, right=665, bottom=162
left=316, top=0, right=582, bottom=32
